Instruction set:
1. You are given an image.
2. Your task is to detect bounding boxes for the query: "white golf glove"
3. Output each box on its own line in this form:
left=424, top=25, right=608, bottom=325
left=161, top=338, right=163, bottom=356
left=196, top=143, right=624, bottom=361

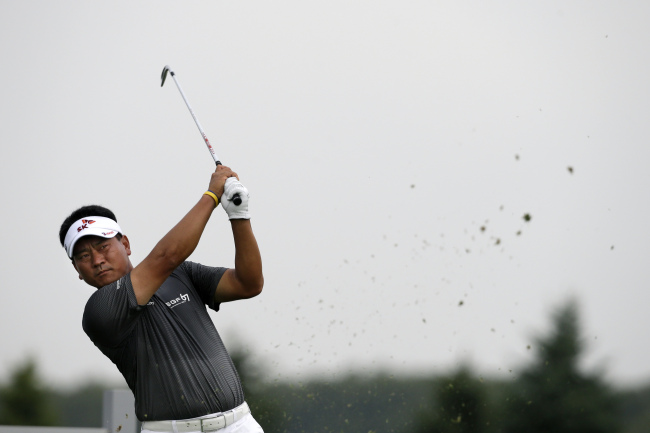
left=222, top=177, right=251, bottom=220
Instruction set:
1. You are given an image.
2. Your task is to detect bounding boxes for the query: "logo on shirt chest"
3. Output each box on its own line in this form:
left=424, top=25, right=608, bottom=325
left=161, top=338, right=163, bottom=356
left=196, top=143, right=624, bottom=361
left=165, top=293, right=190, bottom=309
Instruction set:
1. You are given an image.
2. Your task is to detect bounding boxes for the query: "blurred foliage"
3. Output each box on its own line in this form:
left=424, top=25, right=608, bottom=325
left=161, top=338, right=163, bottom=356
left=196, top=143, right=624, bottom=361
left=1, top=299, right=649, bottom=432
left=414, top=366, right=492, bottom=433
left=229, top=346, right=285, bottom=432
left=501, top=299, right=621, bottom=433
left=414, top=299, right=624, bottom=433
left=257, top=374, right=434, bottom=433
left=617, top=385, right=650, bottom=433
left=0, top=357, right=59, bottom=425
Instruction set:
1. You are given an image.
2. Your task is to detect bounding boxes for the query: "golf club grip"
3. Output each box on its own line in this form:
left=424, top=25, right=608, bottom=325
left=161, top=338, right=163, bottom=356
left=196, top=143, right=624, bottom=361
left=215, top=161, right=242, bottom=206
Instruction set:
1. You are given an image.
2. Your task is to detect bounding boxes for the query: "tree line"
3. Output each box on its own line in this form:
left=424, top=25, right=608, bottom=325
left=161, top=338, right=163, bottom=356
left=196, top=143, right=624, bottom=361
left=1, top=300, right=648, bottom=432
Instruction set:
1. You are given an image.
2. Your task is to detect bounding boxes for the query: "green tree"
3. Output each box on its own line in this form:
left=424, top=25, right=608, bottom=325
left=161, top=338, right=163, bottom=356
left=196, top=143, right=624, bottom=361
left=228, top=346, right=285, bottom=432
left=415, top=366, right=491, bottom=433
left=617, top=384, right=650, bottom=433
left=0, top=357, right=60, bottom=426
left=503, top=299, right=621, bottom=433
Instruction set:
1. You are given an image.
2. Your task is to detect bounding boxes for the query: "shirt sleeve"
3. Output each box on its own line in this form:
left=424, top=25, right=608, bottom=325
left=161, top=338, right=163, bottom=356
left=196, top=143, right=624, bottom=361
left=178, top=261, right=228, bottom=311
left=82, top=273, right=142, bottom=348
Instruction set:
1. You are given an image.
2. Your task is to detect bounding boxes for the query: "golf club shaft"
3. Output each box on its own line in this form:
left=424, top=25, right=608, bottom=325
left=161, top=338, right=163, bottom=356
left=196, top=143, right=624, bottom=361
left=162, top=66, right=241, bottom=205
left=168, top=71, right=221, bottom=165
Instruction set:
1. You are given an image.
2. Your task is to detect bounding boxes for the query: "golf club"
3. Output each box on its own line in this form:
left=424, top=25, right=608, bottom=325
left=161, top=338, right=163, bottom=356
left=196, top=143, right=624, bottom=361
left=161, top=65, right=241, bottom=206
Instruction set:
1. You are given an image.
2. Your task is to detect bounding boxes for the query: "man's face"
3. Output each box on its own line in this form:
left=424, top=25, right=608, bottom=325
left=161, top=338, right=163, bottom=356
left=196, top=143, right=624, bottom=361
left=72, top=235, right=133, bottom=288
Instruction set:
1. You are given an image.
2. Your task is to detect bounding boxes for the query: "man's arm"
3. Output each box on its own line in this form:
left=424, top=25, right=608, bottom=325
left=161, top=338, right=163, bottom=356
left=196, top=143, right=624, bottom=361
left=214, top=219, right=263, bottom=303
left=130, top=165, right=235, bottom=305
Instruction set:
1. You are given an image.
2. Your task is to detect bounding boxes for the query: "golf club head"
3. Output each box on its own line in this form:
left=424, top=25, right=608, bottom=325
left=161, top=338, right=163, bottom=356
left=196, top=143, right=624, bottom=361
left=161, top=65, right=174, bottom=87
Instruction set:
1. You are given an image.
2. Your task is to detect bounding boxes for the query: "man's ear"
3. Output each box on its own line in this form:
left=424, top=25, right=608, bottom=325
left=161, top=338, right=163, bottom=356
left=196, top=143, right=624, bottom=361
left=120, top=235, right=132, bottom=256
left=71, top=260, right=83, bottom=280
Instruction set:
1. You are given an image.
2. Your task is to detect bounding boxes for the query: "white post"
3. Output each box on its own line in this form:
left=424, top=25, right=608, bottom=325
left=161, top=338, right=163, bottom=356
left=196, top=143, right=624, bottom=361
left=102, top=390, right=136, bottom=433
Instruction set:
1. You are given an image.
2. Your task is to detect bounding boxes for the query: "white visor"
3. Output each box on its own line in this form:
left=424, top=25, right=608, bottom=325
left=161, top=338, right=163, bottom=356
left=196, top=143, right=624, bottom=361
left=64, top=216, right=123, bottom=258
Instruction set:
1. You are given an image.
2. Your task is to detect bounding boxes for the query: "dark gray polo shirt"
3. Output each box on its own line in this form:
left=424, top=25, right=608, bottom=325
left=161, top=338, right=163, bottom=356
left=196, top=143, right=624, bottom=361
left=82, top=261, right=244, bottom=421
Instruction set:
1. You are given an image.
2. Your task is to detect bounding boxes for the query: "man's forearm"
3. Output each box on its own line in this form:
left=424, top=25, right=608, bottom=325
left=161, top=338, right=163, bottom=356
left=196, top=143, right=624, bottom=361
left=151, top=195, right=216, bottom=267
left=131, top=195, right=216, bottom=305
left=230, top=219, right=264, bottom=293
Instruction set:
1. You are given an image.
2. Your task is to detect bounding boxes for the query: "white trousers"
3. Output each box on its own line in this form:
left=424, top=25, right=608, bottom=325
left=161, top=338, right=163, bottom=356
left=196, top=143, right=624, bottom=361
left=141, top=413, right=264, bottom=433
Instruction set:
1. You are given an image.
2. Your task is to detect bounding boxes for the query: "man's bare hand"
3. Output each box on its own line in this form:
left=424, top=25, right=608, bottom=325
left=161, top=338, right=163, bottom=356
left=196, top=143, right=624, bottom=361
left=209, top=165, right=239, bottom=200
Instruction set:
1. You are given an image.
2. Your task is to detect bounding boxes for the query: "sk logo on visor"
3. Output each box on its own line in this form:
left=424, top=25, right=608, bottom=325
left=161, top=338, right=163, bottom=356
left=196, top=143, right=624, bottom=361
left=77, top=219, right=96, bottom=232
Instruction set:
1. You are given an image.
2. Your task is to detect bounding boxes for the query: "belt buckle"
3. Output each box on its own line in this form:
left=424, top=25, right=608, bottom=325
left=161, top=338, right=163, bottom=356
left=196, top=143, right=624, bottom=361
left=201, top=414, right=226, bottom=432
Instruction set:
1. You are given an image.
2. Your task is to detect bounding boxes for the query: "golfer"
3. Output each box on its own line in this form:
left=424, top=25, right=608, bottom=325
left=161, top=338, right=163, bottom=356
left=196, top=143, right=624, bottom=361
left=59, top=165, right=265, bottom=432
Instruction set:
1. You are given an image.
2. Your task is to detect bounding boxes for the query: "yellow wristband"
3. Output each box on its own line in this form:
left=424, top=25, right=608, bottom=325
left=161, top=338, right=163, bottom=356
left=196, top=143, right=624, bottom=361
left=204, top=190, right=219, bottom=207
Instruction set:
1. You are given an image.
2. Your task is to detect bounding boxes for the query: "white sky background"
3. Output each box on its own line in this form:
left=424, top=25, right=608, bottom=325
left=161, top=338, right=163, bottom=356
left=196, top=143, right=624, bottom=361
left=1, top=1, right=649, bottom=388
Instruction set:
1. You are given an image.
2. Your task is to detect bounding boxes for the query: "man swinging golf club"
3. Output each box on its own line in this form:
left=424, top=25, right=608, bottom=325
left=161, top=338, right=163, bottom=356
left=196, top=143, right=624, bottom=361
left=59, top=164, right=265, bottom=432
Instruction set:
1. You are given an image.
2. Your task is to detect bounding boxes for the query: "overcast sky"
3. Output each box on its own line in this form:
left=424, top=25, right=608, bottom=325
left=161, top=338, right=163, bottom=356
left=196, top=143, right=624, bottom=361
left=1, top=0, right=649, bottom=388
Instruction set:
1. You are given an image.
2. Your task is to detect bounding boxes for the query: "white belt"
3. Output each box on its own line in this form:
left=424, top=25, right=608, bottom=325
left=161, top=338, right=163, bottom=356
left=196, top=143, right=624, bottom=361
left=142, top=402, right=250, bottom=432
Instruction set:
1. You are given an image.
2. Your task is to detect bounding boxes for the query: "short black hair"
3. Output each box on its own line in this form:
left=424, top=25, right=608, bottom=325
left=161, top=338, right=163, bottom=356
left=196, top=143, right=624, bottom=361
left=59, top=205, right=118, bottom=247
